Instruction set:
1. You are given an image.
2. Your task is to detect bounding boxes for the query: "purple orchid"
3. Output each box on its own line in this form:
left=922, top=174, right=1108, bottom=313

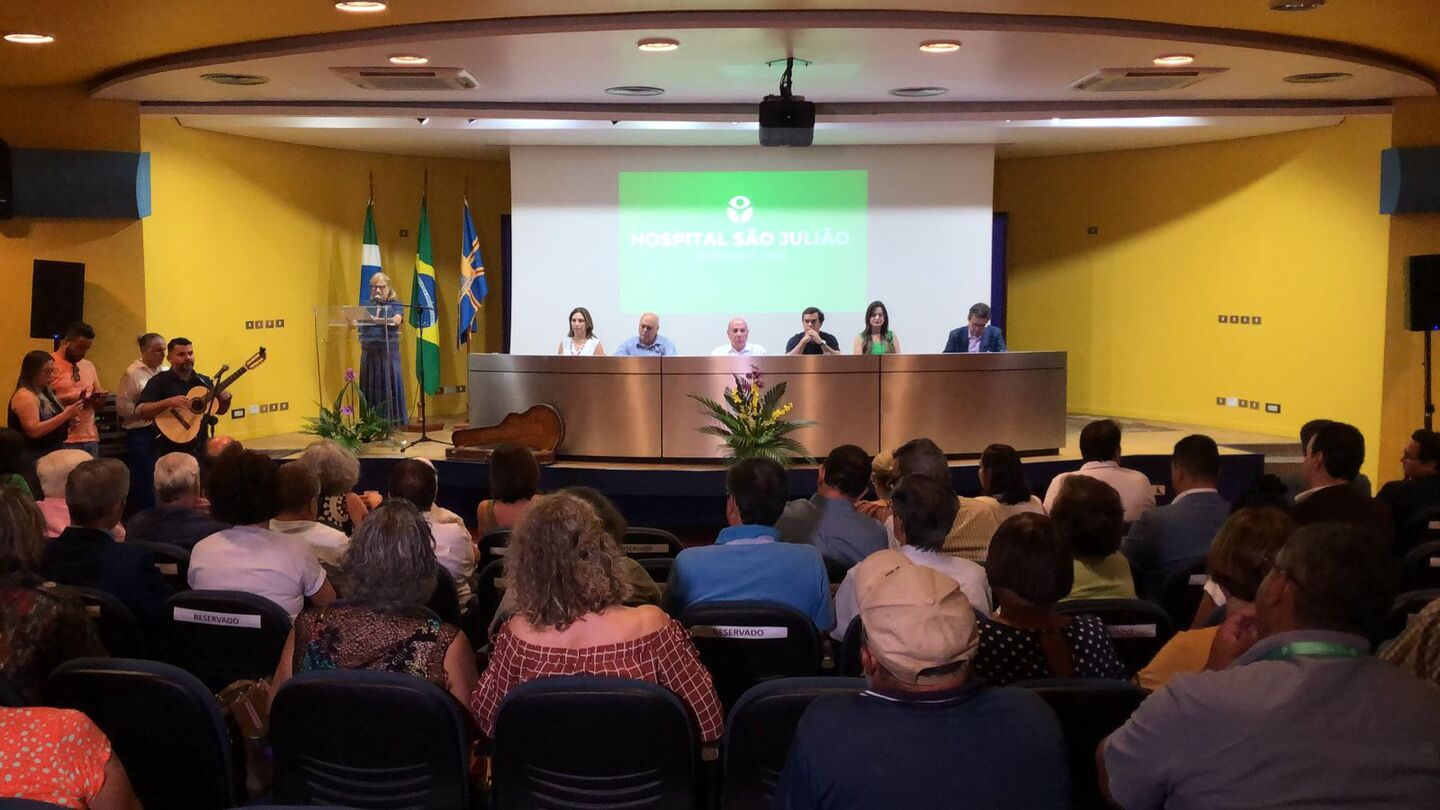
left=340, top=404, right=354, bottom=417
left=344, top=368, right=356, bottom=382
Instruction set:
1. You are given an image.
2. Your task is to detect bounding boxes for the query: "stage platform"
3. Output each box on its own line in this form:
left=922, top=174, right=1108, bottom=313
left=244, top=413, right=1289, bottom=543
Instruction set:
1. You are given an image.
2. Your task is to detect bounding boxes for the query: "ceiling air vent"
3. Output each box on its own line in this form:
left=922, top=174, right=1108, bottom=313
left=331, top=66, right=478, bottom=91
left=1071, top=67, right=1227, bottom=92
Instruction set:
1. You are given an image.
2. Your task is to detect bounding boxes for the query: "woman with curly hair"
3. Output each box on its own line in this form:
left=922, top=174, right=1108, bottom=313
left=470, top=492, right=722, bottom=742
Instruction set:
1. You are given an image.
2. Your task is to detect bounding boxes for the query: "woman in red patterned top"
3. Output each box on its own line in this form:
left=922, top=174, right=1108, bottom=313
left=0, top=706, right=141, bottom=808
left=471, top=493, right=723, bottom=743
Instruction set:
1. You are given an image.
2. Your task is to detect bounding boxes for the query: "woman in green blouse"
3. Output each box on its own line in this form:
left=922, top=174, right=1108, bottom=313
left=854, top=300, right=901, bottom=355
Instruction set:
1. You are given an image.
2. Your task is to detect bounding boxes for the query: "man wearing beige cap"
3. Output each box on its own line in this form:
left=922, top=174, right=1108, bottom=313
left=774, top=551, right=1069, bottom=809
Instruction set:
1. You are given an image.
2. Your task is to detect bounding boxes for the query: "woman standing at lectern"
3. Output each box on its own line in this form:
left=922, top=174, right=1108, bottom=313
left=360, top=273, right=407, bottom=425
left=854, top=300, right=901, bottom=355
left=557, top=307, right=605, bottom=356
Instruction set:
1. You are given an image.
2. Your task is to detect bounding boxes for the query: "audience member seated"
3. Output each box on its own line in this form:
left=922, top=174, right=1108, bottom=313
left=1137, top=507, right=1294, bottom=690
left=414, top=457, right=467, bottom=528
left=0, top=429, right=33, bottom=498
left=472, top=493, right=723, bottom=742
left=298, top=439, right=370, bottom=535
left=188, top=449, right=336, bottom=619
left=954, top=443, right=1046, bottom=561
left=1381, top=596, right=1440, bottom=684
left=0, top=486, right=103, bottom=701
left=1278, top=418, right=1374, bottom=500
left=667, top=457, right=834, bottom=633
left=272, top=500, right=479, bottom=710
left=1101, top=523, right=1440, bottom=809
left=1052, top=476, right=1136, bottom=601
left=855, top=449, right=895, bottom=523
left=884, top=437, right=1000, bottom=560
left=774, top=444, right=887, bottom=566
left=833, top=474, right=991, bottom=641
left=123, top=452, right=228, bottom=549
left=1291, top=420, right=1392, bottom=545
left=40, top=459, right=173, bottom=627
left=1378, top=428, right=1440, bottom=547
left=35, top=448, right=97, bottom=539
left=389, top=459, right=476, bottom=605
left=0, top=707, right=142, bottom=809
left=1123, top=434, right=1230, bottom=597
left=774, top=550, right=1068, bottom=810
left=971, top=513, right=1127, bottom=685
left=475, top=442, right=540, bottom=536
left=1043, top=418, right=1156, bottom=522
left=268, top=462, right=349, bottom=567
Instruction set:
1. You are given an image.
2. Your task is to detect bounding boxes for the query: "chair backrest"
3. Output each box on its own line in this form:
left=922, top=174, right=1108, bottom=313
left=45, top=658, right=239, bottom=810
left=427, top=568, right=463, bottom=625
left=1401, top=541, right=1440, bottom=592
left=124, top=540, right=191, bottom=592
left=1380, top=588, right=1440, bottom=643
left=0, top=799, right=85, bottom=809
left=823, top=557, right=851, bottom=585
left=679, top=601, right=821, bottom=710
left=270, top=670, right=471, bottom=810
left=479, top=528, right=512, bottom=568
left=474, top=558, right=508, bottom=634
left=159, top=590, right=292, bottom=692
left=0, top=673, right=24, bottom=707
left=722, top=676, right=867, bottom=810
left=1054, top=598, right=1175, bottom=676
left=837, top=615, right=864, bottom=677
left=639, top=556, right=674, bottom=586
left=1155, top=555, right=1209, bottom=629
left=66, top=585, right=148, bottom=658
left=620, top=527, right=683, bottom=559
left=1012, top=677, right=1149, bottom=810
left=1398, top=505, right=1440, bottom=556
left=492, top=675, right=697, bottom=810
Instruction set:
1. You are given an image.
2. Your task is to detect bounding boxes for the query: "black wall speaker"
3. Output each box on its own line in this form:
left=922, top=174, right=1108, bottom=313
left=1381, top=147, right=1440, bottom=215
left=1408, top=254, right=1440, bottom=331
left=29, top=260, right=85, bottom=341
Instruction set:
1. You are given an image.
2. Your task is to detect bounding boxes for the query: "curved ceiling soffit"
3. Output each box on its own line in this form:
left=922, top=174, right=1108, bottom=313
left=92, top=8, right=1437, bottom=98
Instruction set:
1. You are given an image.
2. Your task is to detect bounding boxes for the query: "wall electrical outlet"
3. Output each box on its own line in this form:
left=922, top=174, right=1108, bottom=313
left=1216, top=396, right=1226, bottom=405
left=1265, top=403, right=1281, bottom=414
left=1238, top=398, right=1249, bottom=407
left=1218, top=315, right=1228, bottom=323
left=1253, top=315, right=1262, bottom=325
left=248, top=404, right=260, bottom=414
left=457, top=385, right=466, bottom=393
left=1240, top=316, right=1251, bottom=324
left=231, top=408, right=245, bottom=419
left=264, top=320, right=275, bottom=329
left=245, top=321, right=255, bottom=329
left=1225, top=397, right=1239, bottom=407
left=276, top=319, right=285, bottom=328
left=1249, top=400, right=1260, bottom=409
left=279, top=402, right=288, bottom=411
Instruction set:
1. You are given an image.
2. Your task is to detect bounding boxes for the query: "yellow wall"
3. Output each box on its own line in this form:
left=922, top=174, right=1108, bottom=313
left=0, top=84, right=146, bottom=390
left=996, top=117, right=1392, bottom=478
left=140, top=118, right=510, bottom=440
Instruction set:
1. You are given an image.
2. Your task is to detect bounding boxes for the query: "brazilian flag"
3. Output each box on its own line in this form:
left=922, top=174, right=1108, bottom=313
left=409, top=196, right=441, bottom=395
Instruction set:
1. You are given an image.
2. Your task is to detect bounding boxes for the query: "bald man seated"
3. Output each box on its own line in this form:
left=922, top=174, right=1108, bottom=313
left=711, top=318, right=767, bottom=356
left=612, top=312, right=677, bottom=356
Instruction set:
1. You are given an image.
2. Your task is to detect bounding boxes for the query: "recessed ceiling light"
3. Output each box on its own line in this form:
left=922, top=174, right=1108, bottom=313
left=334, top=1, right=387, bottom=12
left=1283, top=71, right=1352, bottom=83
left=388, top=54, right=429, bottom=65
left=919, top=40, right=961, bottom=53
left=1153, top=53, right=1195, bottom=66
left=3, top=33, right=55, bottom=44
left=1269, top=0, right=1325, bottom=10
left=888, top=86, right=949, bottom=97
left=201, top=72, right=269, bottom=86
left=605, top=85, right=665, bottom=96
left=637, top=38, right=680, bottom=52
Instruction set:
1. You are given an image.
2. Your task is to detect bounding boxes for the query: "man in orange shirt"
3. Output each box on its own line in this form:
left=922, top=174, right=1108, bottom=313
left=49, top=321, right=104, bottom=457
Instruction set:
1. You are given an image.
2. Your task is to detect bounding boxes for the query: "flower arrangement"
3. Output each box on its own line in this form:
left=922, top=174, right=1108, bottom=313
left=301, top=368, right=394, bottom=451
left=689, top=366, right=814, bottom=463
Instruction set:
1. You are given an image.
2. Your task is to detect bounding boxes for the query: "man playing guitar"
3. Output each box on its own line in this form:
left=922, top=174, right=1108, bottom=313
left=134, top=337, right=232, bottom=459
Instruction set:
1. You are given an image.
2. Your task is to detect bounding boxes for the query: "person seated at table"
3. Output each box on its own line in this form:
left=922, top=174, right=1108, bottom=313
left=785, top=307, right=840, bottom=355
left=123, top=452, right=229, bottom=550
left=298, top=439, right=371, bottom=535
left=475, top=442, right=541, bottom=536
left=853, top=300, right=900, bottom=355
left=942, top=302, right=1007, bottom=353
left=711, top=318, right=766, bottom=356
left=272, top=500, right=479, bottom=710
left=1052, top=476, right=1137, bottom=601
left=612, top=312, right=677, bottom=356
left=557, top=306, right=605, bottom=356
left=472, top=492, right=724, bottom=742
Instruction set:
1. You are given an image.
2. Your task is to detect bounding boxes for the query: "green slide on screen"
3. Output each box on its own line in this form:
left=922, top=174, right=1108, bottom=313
left=618, top=170, right=868, bottom=314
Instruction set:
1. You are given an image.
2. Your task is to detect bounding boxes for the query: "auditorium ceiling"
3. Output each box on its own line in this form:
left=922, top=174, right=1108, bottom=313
left=2, top=1, right=1437, bottom=156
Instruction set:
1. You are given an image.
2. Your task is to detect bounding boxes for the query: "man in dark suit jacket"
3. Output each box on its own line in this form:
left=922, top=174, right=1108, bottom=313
left=1377, top=428, right=1440, bottom=551
left=943, top=302, right=1007, bottom=353
left=41, top=458, right=175, bottom=628
left=124, top=451, right=228, bottom=549
left=1123, top=434, right=1230, bottom=597
left=1292, top=421, right=1392, bottom=547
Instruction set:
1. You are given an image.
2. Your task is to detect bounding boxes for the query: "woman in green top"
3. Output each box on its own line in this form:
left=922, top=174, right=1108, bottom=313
left=854, top=300, right=901, bottom=355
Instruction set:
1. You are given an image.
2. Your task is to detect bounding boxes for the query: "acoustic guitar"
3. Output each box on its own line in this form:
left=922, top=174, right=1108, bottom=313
left=155, top=347, right=267, bottom=445
left=448, top=404, right=564, bottom=462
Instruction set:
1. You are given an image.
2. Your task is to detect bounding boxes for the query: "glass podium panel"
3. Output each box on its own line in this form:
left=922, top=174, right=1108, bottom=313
left=313, top=305, right=406, bottom=427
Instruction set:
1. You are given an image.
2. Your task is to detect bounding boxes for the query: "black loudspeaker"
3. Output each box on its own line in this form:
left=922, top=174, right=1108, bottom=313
left=1408, top=255, right=1440, bottom=331
left=0, top=138, right=11, bottom=220
left=1381, top=147, right=1440, bottom=215
left=30, top=260, right=85, bottom=340
left=758, top=97, right=815, bottom=147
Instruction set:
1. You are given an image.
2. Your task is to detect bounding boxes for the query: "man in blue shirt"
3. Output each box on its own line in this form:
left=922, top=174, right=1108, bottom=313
left=774, top=551, right=1069, bottom=810
left=775, top=444, right=887, bottom=566
left=1123, top=434, right=1230, bottom=596
left=942, top=302, right=1007, bottom=353
left=667, top=457, right=834, bottom=632
left=611, top=312, right=677, bottom=356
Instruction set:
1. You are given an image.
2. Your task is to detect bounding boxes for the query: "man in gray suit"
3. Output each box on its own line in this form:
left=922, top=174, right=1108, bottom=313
left=1123, top=434, right=1230, bottom=597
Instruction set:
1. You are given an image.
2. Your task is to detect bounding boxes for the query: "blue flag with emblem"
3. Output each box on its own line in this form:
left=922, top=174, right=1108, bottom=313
left=458, top=198, right=488, bottom=347
left=359, top=200, right=381, bottom=304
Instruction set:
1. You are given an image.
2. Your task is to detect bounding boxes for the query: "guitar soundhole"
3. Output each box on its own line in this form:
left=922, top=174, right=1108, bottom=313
left=190, top=399, right=207, bottom=413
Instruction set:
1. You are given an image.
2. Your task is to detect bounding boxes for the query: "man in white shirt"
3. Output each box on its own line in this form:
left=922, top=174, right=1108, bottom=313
left=834, top=474, right=991, bottom=641
left=116, top=332, right=167, bottom=511
left=711, top=317, right=767, bottom=356
left=1043, top=418, right=1156, bottom=522
left=388, top=459, right=476, bottom=607
left=269, top=462, right=350, bottom=567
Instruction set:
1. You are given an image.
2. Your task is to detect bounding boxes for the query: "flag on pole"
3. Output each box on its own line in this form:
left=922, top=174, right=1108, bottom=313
left=359, top=200, right=381, bottom=304
left=409, top=195, right=441, bottom=396
left=457, top=199, right=488, bottom=347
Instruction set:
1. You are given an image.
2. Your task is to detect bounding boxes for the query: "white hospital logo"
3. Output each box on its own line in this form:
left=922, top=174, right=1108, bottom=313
left=726, top=195, right=753, bottom=224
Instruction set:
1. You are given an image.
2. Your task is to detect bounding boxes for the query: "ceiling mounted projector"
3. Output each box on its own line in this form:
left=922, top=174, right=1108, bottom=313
left=759, top=57, right=815, bottom=147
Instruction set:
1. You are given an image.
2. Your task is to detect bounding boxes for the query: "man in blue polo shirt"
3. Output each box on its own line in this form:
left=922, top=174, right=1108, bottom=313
left=667, top=457, right=834, bottom=632
left=612, top=312, right=677, bottom=356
